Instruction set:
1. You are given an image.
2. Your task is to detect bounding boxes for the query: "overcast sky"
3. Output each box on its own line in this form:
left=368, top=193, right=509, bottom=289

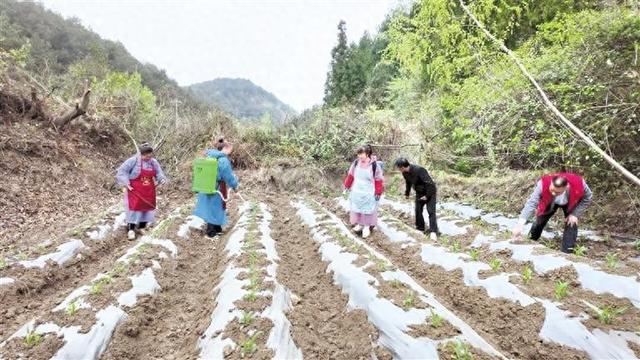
left=38, top=0, right=400, bottom=111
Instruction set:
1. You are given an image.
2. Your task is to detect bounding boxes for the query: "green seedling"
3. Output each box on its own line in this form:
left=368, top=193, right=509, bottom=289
left=240, top=332, right=260, bottom=357
left=574, top=245, right=587, bottom=257
left=110, top=263, right=128, bottom=277
left=634, top=239, right=640, bottom=251
left=451, top=340, right=473, bottom=360
left=439, top=235, right=449, bottom=246
left=376, top=259, right=390, bottom=272
left=24, top=329, right=42, bottom=347
left=522, top=266, right=533, bottom=284
left=489, top=258, right=502, bottom=272
left=243, top=290, right=258, bottom=302
left=543, top=239, right=558, bottom=250
left=605, top=252, right=618, bottom=268
left=402, top=291, right=415, bottom=308
left=429, top=310, right=444, bottom=328
left=35, top=244, right=47, bottom=254
left=450, top=241, right=461, bottom=253
left=239, top=311, right=254, bottom=327
left=554, top=281, right=569, bottom=300
left=595, top=305, right=626, bottom=324
left=389, top=279, right=402, bottom=288
left=0, top=258, right=7, bottom=270
left=90, top=275, right=113, bottom=295
left=468, top=248, right=480, bottom=261
left=249, top=274, right=262, bottom=290
left=16, top=252, right=28, bottom=261
left=137, top=243, right=152, bottom=254
left=66, top=300, right=79, bottom=316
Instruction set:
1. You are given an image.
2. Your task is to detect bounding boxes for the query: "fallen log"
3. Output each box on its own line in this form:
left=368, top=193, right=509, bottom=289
left=52, top=79, right=91, bottom=131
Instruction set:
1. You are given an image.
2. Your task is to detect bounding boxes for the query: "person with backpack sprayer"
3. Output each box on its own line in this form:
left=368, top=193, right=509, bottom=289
left=193, top=138, right=239, bottom=239
left=512, top=172, right=593, bottom=253
left=395, top=158, right=440, bottom=241
left=343, top=145, right=384, bottom=238
left=116, top=143, right=168, bottom=240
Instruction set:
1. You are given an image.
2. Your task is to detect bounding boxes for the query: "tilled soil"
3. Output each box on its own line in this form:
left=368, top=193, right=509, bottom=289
left=267, top=194, right=380, bottom=359
left=101, top=199, right=240, bottom=360
left=0, top=194, right=186, bottom=341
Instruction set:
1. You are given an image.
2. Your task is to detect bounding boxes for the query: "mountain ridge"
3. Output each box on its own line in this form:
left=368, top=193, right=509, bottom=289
left=186, top=78, right=296, bottom=123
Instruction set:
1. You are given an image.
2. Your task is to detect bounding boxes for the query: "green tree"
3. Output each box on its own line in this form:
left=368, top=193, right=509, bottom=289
left=324, top=20, right=350, bottom=106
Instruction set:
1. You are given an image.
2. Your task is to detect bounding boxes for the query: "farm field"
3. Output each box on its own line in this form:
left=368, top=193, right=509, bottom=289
left=1, top=186, right=639, bottom=360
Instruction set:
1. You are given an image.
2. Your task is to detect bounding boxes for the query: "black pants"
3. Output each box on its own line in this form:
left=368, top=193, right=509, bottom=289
left=128, top=222, right=147, bottom=231
left=529, top=205, right=578, bottom=253
left=206, top=223, right=223, bottom=237
left=415, top=194, right=439, bottom=234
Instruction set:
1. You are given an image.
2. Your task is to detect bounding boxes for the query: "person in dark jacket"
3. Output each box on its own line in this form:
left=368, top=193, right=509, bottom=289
left=395, top=158, right=439, bottom=241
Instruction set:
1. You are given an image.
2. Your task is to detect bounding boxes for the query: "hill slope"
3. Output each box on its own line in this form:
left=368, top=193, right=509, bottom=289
left=187, top=78, right=295, bottom=123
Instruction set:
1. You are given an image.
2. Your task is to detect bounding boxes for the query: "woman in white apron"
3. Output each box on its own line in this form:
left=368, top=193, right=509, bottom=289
left=343, top=145, right=384, bottom=238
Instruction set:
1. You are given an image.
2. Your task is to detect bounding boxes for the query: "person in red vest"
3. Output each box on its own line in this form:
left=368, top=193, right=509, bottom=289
left=512, top=173, right=592, bottom=253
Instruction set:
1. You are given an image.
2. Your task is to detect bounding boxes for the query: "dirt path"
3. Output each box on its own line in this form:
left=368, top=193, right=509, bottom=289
left=267, top=194, right=381, bottom=359
left=100, top=201, right=241, bottom=360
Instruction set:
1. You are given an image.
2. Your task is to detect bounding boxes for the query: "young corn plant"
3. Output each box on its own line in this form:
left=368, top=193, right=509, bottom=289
left=24, top=329, right=42, bottom=347
left=468, top=248, right=480, bottom=261
left=489, top=258, right=502, bottom=272
left=16, top=252, right=28, bottom=261
left=110, top=263, right=128, bottom=277
left=239, top=311, right=254, bottom=327
left=522, top=266, right=533, bottom=284
left=240, top=332, right=260, bottom=357
left=595, top=305, right=626, bottom=325
left=450, top=241, right=461, bottom=253
left=429, top=310, right=444, bottom=328
left=90, top=276, right=112, bottom=295
left=634, top=239, right=640, bottom=251
left=138, top=243, right=152, bottom=254
left=0, top=258, right=7, bottom=270
left=451, top=341, right=473, bottom=360
left=376, top=259, right=391, bottom=272
left=389, top=279, right=402, bottom=288
left=605, top=253, right=618, bottom=268
left=66, top=300, right=79, bottom=316
left=554, top=281, right=569, bottom=300
left=402, top=291, right=415, bottom=308
left=243, top=290, right=258, bottom=302
left=574, top=245, right=587, bottom=257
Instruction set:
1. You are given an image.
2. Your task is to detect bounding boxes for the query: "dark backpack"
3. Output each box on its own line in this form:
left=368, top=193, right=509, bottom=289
left=352, top=159, right=383, bottom=175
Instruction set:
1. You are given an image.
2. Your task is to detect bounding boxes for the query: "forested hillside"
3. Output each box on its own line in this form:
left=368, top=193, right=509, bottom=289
left=187, top=78, right=295, bottom=124
left=0, top=1, right=236, bottom=244
left=240, top=0, right=640, bottom=234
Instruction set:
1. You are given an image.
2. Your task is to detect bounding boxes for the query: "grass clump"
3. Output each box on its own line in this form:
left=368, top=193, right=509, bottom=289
left=429, top=310, right=444, bottom=328
left=521, top=266, right=533, bottom=284
left=0, top=258, right=7, bottom=270
left=389, top=279, right=402, bottom=288
left=450, top=241, right=461, bottom=253
left=66, top=300, right=79, bottom=316
left=489, top=258, right=502, bottom=272
left=24, top=329, right=42, bottom=347
left=240, top=332, right=260, bottom=357
left=573, top=244, right=586, bottom=257
left=605, top=252, right=618, bottom=268
left=402, top=291, right=415, bottom=308
left=554, top=281, right=569, bottom=300
left=243, top=290, right=258, bottom=302
left=239, top=311, right=254, bottom=327
left=451, top=341, right=473, bottom=360
left=594, top=305, right=626, bottom=325
left=90, top=275, right=113, bottom=295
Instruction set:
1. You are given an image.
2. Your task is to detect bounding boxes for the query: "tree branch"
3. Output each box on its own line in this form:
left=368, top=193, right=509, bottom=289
left=52, top=79, right=91, bottom=130
left=459, top=0, right=640, bottom=187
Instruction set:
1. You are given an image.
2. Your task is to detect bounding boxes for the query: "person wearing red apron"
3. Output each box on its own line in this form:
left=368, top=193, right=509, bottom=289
left=116, top=143, right=167, bottom=240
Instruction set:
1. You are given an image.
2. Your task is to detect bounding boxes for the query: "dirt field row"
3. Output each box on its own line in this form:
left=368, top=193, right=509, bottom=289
left=1, top=189, right=639, bottom=359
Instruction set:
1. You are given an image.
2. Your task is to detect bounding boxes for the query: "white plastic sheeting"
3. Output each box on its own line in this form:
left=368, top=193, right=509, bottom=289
left=177, top=215, right=205, bottom=238
left=257, top=204, right=302, bottom=359
left=376, top=212, right=640, bottom=359
left=294, top=200, right=507, bottom=360
left=198, top=203, right=251, bottom=359
left=18, top=239, right=85, bottom=269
